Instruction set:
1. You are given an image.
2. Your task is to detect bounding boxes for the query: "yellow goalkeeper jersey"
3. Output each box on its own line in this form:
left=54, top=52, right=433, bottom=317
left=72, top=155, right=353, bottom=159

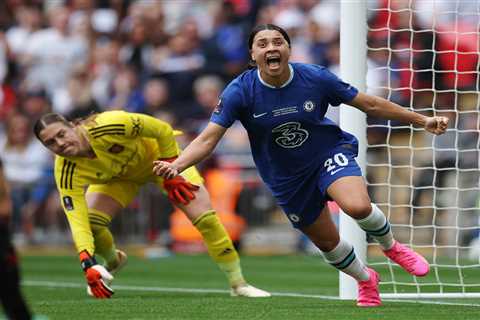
left=54, top=111, right=180, bottom=253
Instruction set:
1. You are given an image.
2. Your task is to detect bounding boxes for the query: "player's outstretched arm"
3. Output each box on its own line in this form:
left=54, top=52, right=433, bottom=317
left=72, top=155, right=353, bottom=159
left=348, top=92, right=449, bottom=135
left=153, top=122, right=227, bottom=179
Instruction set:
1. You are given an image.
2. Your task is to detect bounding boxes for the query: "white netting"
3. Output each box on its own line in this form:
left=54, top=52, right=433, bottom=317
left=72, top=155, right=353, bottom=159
left=366, top=0, right=480, bottom=297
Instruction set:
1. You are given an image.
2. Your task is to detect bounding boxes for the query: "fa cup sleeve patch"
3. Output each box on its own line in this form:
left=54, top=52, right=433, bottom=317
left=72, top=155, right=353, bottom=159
left=62, top=196, right=75, bottom=211
left=213, top=99, right=223, bottom=114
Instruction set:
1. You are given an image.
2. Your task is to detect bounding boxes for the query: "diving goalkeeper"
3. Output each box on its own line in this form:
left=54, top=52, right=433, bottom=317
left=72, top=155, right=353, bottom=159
left=33, top=110, right=270, bottom=299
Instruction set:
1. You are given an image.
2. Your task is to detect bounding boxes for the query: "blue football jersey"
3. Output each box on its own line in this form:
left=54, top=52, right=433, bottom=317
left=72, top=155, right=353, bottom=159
left=210, top=62, right=359, bottom=199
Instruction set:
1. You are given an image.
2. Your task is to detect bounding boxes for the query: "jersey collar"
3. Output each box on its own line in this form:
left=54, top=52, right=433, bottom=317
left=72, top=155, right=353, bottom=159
left=257, top=64, right=294, bottom=89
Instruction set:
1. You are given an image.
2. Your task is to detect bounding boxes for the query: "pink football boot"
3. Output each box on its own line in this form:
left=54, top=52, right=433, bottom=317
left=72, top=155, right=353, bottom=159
left=383, top=241, right=430, bottom=276
left=357, top=267, right=381, bottom=307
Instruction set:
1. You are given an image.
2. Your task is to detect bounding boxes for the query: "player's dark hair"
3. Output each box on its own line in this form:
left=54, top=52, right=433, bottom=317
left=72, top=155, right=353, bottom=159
left=33, top=113, right=71, bottom=142
left=247, top=24, right=291, bottom=69
left=248, top=24, right=291, bottom=50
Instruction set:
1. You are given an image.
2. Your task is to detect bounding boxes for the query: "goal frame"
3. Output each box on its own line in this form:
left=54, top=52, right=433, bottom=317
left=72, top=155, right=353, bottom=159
left=338, top=0, right=480, bottom=300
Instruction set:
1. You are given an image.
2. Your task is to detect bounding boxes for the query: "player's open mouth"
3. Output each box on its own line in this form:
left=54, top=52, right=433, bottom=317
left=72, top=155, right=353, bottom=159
left=266, top=56, right=281, bottom=70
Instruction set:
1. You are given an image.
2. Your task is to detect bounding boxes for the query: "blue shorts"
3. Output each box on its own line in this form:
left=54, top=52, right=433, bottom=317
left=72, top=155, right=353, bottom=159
left=277, top=145, right=362, bottom=228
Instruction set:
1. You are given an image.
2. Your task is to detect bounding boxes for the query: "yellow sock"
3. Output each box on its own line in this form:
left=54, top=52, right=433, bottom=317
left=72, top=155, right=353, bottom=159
left=89, top=208, right=117, bottom=267
left=193, top=210, right=245, bottom=287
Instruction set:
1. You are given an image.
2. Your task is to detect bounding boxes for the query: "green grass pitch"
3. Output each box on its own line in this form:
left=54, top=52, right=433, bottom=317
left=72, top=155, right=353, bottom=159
left=11, top=253, right=480, bottom=319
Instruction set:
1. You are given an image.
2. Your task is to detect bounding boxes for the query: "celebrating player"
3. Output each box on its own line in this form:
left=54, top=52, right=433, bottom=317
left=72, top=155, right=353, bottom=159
left=0, top=159, right=32, bottom=319
left=153, top=24, right=449, bottom=307
left=33, top=110, right=270, bottom=299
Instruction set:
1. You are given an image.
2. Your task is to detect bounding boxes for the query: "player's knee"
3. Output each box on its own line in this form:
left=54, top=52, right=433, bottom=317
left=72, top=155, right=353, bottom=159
left=316, top=240, right=339, bottom=252
left=342, top=201, right=372, bottom=219
left=194, top=185, right=211, bottom=204
left=182, top=185, right=212, bottom=220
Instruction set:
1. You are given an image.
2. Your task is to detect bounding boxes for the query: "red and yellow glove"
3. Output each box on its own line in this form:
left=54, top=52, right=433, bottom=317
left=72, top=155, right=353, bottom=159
left=163, top=176, right=199, bottom=205
left=79, top=251, right=114, bottom=299
left=158, top=156, right=199, bottom=205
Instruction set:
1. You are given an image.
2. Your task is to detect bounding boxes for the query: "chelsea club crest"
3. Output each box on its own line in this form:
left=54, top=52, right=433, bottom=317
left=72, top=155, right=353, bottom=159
left=303, top=100, right=315, bottom=112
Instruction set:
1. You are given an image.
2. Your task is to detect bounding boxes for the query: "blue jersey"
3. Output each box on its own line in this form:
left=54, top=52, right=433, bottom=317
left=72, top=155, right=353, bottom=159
left=211, top=62, right=359, bottom=205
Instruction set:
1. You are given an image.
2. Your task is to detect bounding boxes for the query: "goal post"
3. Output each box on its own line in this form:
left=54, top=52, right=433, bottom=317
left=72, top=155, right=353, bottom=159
left=339, top=0, right=368, bottom=300
left=340, top=0, right=480, bottom=299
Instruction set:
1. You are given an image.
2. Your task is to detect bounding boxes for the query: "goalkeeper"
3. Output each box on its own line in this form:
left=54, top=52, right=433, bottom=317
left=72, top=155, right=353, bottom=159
left=33, top=110, right=270, bottom=299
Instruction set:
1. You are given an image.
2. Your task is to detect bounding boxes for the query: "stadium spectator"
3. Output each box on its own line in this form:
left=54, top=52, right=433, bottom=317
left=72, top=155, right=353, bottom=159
left=0, top=31, right=16, bottom=124
left=33, top=110, right=270, bottom=299
left=273, top=7, right=311, bottom=64
left=64, top=66, right=102, bottom=120
left=202, top=0, right=249, bottom=80
left=179, top=74, right=226, bottom=132
left=20, top=88, right=51, bottom=121
left=90, top=39, right=122, bottom=107
left=151, top=27, right=205, bottom=105
left=19, top=5, right=88, bottom=110
left=118, top=3, right=154, bottom=75
left=107, top=64, right=146, bottom=113
left=21, top=160, right=65, bottom=244
left=153, top=24, right=449, bottom=307
left=142, top=77, right=175, bottom=123
left=5, top=4, right=42, bottom=58
left=368, top=0, right=436, bottom=108
left=0, top=158, right=32, bottom=320
left=0, top=33, right=7, bottom=86
left=0, top=111, right=50, bottom=242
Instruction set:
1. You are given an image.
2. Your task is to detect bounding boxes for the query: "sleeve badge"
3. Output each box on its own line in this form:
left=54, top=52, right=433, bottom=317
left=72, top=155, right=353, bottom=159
left=62, top=196, right=75, bottom=211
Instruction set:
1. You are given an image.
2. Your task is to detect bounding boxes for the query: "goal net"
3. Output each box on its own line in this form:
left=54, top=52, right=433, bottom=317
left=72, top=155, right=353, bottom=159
left=364, top=0, right=480, bottom=298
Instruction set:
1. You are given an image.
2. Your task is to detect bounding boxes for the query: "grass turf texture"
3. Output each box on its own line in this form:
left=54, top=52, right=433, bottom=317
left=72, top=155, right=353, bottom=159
left=13, top=254, right=480, bottom=320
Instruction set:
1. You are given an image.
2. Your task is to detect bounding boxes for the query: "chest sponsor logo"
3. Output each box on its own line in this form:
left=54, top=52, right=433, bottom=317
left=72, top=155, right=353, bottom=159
left=62, top=196, right=74, bottom=211
left=303, top=100, right=315, bottom=112
left=108, top=144, right=124, bottom=154
left=253, top=112, right=268, bottom=118
left=272, top=122, right=309, bottom=149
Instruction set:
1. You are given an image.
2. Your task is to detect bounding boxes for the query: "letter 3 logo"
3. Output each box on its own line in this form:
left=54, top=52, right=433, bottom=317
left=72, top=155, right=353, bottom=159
left=272, top=122, right=309, bottom=148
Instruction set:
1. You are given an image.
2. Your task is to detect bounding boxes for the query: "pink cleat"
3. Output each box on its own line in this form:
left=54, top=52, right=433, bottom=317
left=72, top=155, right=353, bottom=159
left=357, top=267, right=381, bottom=307
left=383, top=241, right=430, bottom=277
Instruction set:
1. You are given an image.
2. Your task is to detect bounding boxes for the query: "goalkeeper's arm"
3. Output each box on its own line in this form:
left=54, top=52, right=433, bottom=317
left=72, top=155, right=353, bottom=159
left=56, top=188, right=114, bottom=298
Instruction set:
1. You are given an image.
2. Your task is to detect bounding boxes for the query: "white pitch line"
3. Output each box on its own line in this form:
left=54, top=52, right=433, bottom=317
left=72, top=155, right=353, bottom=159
left=23, top=280, right=480, bottom=307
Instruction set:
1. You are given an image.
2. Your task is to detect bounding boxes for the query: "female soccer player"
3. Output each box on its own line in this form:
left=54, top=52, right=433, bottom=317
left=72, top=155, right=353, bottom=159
left=153, top=24, right=449, bottom=307
left=34, top=110, right=269, bottom=299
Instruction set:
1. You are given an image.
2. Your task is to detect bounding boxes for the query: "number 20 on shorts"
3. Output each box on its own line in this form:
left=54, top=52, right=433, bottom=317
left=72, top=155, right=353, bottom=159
left=324, top=153, right=349, bottom=175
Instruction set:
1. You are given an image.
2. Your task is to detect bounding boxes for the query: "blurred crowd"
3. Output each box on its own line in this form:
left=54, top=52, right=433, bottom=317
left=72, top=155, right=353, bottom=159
left=0, top=0, right=478, bottom=250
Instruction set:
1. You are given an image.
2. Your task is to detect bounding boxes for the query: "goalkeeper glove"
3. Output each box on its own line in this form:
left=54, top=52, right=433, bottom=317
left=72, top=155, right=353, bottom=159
left=163, top=176, right=199, bottom=205
left=79, top=250, right=114, bottom=299
left=159, top=156, right=199, bottom=205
